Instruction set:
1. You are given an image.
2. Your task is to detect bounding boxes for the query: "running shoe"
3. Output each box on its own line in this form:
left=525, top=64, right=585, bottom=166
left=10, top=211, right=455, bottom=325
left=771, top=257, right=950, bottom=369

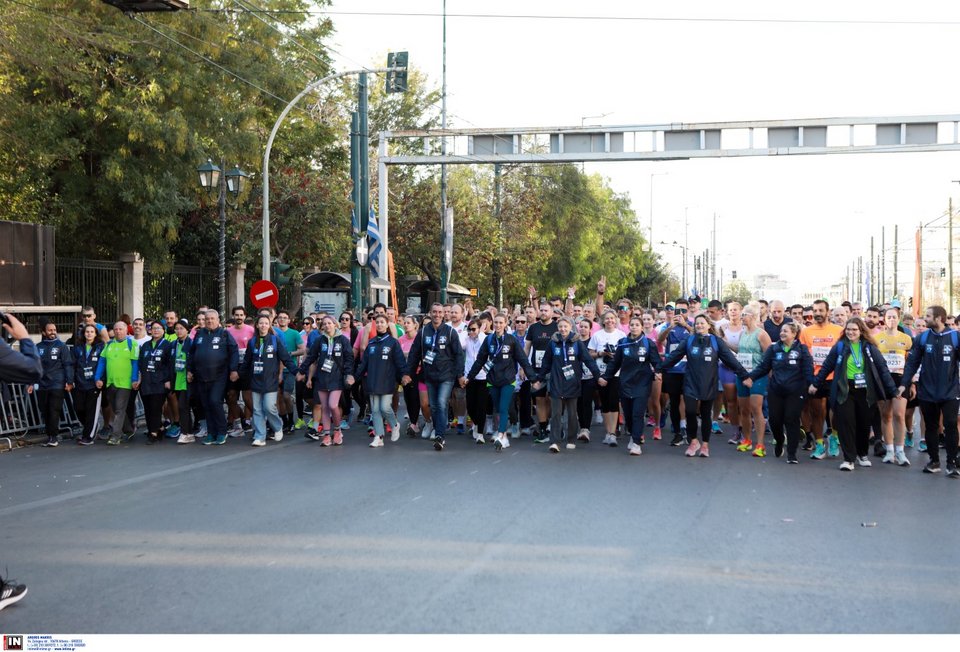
left=509, top=424, right=520, bottom=438
left=711, top=421, right=723, bottom=435
left=390, top=423, right=401, bottom=443
left=669, top=433, right=685, bottom=447
left=801, top=432, right=815, bottom=451
left=922, top=461, right=940, bottom=474
left=774, top=438, right=784, bottom=458
left=873, top=439, right=886, bottom=457
left=565, top=442, right=576, bottom=450
left=918, top=440, right=928, bottom=453
left=698, top=444, right=710, bottom=458
left=882, top=449, right=895, bottom=464
left=227, top=423, right=245, bottom=438
left=946, top=466, right=960, bottom=479
left=904, top=432, right=913, bottom=448
left=685, top=440, right=701, bottom=457
left=856, top=456, right=872, bottom=467
left=827, top=434, right=840, bottom=458
left=839, top=461, right=854, bottom=471
left=106, top=435, right=121, bottom=446
left=652, top=427, right=662, bottom=441
left=320, top=434, right=332, bottom=446
left=177, top=432, right=196, bottom=444
left=202, top=435, right=216, bottom=445
left=810, top=441, right=826, bottom=460
left=474, top=431, right=485, bottom=445
left=215, top=434, right=228, bottom=445
left=294, top=418, right=306, bottom=430
left=736, top=439, right=754, bottom=452
left=166, top=424, right=181, bottom=438
left=0, top=575, right=27, bottom=612
left=269, top=430, right=284, bottom=442
left=603, top=434, right=618, bottom=447
left=786, top=455, right=799, bottom=464
left=369, top=436, right=383, bottom=448
left=646, top=416, right=656, bottom=427
left=728, top=430, right=744, bottom=445
left=577, top=429, right=591, bottom=442
left=251, top=439, right=265, bottom=447
left=406, top=424, right=419, bottom=438
left=434, top=436, right=445, bottom=451
left=752, top=445, right=766, bottom=458
left=534, top=431, right=551, bottom=444
left=659, top=413, right=667, bottom=428
left=628, top=441, right=642, bottom=456
left=420, top=422, right=434, bottom=440
left=305, top=429, right=321, bottom=441
left=594, top=410, right=604, bottom=425
left=895, top=450, right=910, bottom=466
left=548, top=443, right=560, bottom=453
left=333, top=430, right=343, bottom=445
left=339, top=419, right=350, bottom=430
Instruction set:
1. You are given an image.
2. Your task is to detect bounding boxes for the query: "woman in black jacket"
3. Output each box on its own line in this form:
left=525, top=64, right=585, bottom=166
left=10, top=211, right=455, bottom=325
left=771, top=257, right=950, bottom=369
left=809, top=317, right=897, bottom=471
left=297, top=316, right=355, bottom=446
left=354, top=314, right=410, bottom=448
left=658, top=314, right=749, bottom=458
left=745, top=322, right=814, bottom=463
left=241, top=315, right=297, bottom=446
left=465, top=313, right=537, bottom=451
left=138, top=321, right=174, bottom=444
left=601, top=316, right=662, bottom=456
left=72, top=323, right=104, bottom=446
left=537, top=317, right=605, bottom=454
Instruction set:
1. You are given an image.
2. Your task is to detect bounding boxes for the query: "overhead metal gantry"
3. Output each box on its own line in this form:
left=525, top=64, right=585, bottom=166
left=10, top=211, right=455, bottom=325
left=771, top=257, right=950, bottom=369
left=373, top=113, right=960, bottom=283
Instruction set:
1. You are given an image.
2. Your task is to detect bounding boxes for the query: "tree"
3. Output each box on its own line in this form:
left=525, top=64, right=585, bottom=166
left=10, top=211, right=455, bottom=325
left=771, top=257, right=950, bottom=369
left=722, top=279, right=753, bottom=305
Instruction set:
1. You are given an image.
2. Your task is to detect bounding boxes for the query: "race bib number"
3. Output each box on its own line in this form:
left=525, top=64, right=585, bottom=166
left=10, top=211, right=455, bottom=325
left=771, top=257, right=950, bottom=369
left=669, top=343, right=679, bottom=353
left=321, top=357, right=335, bottom=373
left=175, top=359, right=186, bottom=372
left=424, top=351, right=437, bottom=365
left=596, top=359, right=607, bottom=373
left=736, top=352, right=754, bottom=372
left=238, top=349, right=246, bottom=363
left=534, top=350, right=545, bottom=367
left=561, top=364, right=576, bottom=380
left=483, top=359, right=494, bottom=374
left=253, top=360, right=264, bottom=375
left=146, top=361, right=156, bottom=372
left=883, top=352, right=905, bottom=374
left=83, top=369, right=93, bottom=380
left=811, top=346, right=831, bottom=366
left=853, top=372, right=867, bottom=389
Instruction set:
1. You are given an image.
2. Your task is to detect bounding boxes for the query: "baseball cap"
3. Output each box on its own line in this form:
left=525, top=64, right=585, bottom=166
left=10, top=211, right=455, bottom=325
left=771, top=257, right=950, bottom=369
left=890, top=299, right=902, bottom=308
left=688, top=295, right=701, bottom=303
left=665, top=303, right=675, bottom=310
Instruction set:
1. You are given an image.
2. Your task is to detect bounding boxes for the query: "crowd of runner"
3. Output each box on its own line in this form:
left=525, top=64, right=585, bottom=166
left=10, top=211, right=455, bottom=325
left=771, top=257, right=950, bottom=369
left=20, top=278, right=960, bottom=478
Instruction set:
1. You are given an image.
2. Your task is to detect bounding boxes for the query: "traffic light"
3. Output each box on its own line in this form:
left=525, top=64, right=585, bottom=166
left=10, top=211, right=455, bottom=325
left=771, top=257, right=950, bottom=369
left=908, top=297, right=913, bottom=308
left=386, top=51, right=408, bottom=93
left=732, top=270, right=737, bottom=279
left=270, top=259, right=293, bottom=288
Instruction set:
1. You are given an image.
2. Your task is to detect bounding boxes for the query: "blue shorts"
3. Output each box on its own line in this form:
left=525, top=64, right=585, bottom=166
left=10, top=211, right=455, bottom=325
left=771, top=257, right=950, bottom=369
left=719, top=366, right=738, bottom=386
left=736, top=376, right=767, bottom=398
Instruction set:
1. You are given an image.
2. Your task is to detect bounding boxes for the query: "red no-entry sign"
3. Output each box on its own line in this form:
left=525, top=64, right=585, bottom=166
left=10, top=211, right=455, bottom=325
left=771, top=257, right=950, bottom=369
left=250, top=279, right=280, bottom=309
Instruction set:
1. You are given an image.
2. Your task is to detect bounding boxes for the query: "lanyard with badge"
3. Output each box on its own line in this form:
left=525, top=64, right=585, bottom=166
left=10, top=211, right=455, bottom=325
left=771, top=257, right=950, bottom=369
left=423, top=325, right=440, bottom=365
left=82, top=344, right=96, bottom=379
left=484, top=335, right=504, bottom=374
left=372, top=334, right=390, bottom=360
left=145, top=341, right=158, bottom=373
left=561, top=340, right=577, bottom=380
left=252, top=337, right=267, bottom=375
left=321, top=336, right=337, bottom=373
left=850, top=343, right=867, bottom=389
left=175, top=341, right=187, bottom=373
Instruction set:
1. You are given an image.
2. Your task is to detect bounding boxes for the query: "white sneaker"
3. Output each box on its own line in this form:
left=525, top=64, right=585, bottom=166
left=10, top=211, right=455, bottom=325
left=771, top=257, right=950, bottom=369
left=272, top=430, right=284, bottom=442
left=509, top=423, right=520, bottom=438
left=474, top=430, right=485, bottom=445
left=839, top=461, right=855, bottom=471
left=857, top=456, right=872, bottom=467
left=390, top=423, right=400, bottom=442
left=227, top=425, right=245, bottom=438
left=602, top=433, right=618, bottom=446
left=628, top=441, right=643, bottom=456
left=882, top=449, right=895, bottom=464
left=251, top=439, right=265, bottom=447
left=500, top=433, right=511, bottom=449
left=565, top=442, right=576, bottom=450
left=895, top=450, right=911, bottom=466
left=593, top=409, right=603, bottom=425
left=176, top=432, right=196, bottom=444
left=421, top=422, right=434, bottom=440
left=577, top=428, right=591, bottom=442
left=369, top=435, right=383, bottom=448
left=195, top=426, right=208, bottom=439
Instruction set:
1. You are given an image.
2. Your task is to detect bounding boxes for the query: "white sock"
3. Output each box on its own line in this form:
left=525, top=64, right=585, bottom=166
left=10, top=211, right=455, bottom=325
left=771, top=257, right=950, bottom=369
left=680, top=419, right=687, bottom=429
left=895, top=445, right=904, bottom=453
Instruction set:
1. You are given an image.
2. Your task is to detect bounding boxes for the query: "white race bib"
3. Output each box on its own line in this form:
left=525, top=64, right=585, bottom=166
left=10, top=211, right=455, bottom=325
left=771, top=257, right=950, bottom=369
left=811, top=346, right=831, bottom=366
left=883, top=352, right=905, bottom=374
left=736, top=352, right=754, bottom=372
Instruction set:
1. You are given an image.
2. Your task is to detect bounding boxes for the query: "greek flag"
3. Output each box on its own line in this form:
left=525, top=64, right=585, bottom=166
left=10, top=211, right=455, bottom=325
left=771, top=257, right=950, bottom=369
left=367, top=207, right=382, bottom=278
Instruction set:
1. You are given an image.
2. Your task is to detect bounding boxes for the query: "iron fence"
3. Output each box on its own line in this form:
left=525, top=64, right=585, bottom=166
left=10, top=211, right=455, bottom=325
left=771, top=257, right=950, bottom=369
left=55, top=258, right=124, bottom=322
left=143, top=264, right=218, bottom=321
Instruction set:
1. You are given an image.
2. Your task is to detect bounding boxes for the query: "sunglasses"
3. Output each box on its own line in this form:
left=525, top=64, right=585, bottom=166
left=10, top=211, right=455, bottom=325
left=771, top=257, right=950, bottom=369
left=618, top=306, right=629, bottom=311
left=515, top=319, right=526, bottom=324
left=676, top=308, right=688, bottom=314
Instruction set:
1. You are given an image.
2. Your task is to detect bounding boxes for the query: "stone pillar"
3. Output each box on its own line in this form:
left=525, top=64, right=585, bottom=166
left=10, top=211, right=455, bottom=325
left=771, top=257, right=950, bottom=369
left=226, top=263, right=246, bottom=312
left=119, top=252, right=143, bottom=319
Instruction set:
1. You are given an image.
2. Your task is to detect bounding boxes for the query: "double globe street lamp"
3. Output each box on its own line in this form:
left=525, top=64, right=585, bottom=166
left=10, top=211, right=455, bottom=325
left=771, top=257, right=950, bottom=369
left=197, top=159, right=249, bottom=316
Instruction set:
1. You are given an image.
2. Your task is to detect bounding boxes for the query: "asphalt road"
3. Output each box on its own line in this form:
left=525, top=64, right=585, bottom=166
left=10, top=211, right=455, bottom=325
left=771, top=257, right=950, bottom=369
left=1, top=418, right=958, bottom=634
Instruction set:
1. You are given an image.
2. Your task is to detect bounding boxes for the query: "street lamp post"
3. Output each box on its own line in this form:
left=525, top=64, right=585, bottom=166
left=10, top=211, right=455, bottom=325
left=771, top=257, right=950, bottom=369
left=198, top=159, right=248, bottom=316
left=659, top=240, right=687, bottom=297
left=648, top=172, right=668, bottom=251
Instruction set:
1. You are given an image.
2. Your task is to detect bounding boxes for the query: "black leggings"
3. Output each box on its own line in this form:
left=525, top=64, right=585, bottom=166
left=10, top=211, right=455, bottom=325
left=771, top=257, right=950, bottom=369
left=466, top=380, right=487, bottom=431
left=684, top=395, right=714, bottom=442
left=73, top=387, right=102, bottom=440
left=664, top=373, right=684, bottom=433
left=598, top=377, right=620, bottom=412
left=142, top=392, right=167, bottom=435
left=835, top=388, right=872, bottom=462
left=402, top=381, right=420, bottom=424
left=577, top=378, right=597, bottom=429
left=515, top=380, right=534, bottom=428
left=918, top=399, right=960, bottom=465
left=769, top=390, right=804, bottom=456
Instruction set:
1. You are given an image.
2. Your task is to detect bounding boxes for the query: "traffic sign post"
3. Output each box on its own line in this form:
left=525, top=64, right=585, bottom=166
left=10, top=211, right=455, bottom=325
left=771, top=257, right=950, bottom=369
left=250, top=279, right=280, bottom=309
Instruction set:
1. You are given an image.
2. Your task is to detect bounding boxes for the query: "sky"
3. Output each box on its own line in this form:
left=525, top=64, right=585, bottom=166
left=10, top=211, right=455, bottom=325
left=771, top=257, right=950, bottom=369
left=323, top=0, right=960, bottom=303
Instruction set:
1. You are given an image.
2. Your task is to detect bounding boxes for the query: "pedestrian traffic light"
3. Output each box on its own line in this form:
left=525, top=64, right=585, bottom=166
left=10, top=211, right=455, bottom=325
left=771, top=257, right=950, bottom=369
left=386, top=51, right=408, bottom=93
left=941, top=267, right=946, bottom=278
left=732, top=270, right=737, bottom=279
left=270, top=259, right=293, bottom=288
left=908, top=297, right=913, bottom=308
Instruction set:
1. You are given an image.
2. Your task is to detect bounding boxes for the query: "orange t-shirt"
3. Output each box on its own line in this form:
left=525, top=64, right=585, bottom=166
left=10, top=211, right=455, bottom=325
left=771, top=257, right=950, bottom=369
left=799, top=322, right=844, bottom=380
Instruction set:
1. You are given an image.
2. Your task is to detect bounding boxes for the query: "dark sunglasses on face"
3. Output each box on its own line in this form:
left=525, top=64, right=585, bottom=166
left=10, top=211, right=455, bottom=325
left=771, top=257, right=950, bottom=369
left=676, top=308, right=688, bottom=314
left=618, top=306, right=629, bottom=311
left=515, top=319, right=526, bottom=324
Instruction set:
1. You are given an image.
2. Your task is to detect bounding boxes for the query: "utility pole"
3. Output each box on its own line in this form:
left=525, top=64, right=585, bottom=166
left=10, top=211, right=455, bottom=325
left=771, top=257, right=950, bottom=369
left=683, top=207, right=689, bottom=296
left=711, top=213, right=717, bottom=299
left=893, top=224, right=898, bottom=300
left=881, top=226, right=886, bottom=302
left=857, top=257, right=862, bottom=302
left=358, top=72, right=371, bottom=305
left=492, top=163, right=503, bottom=308
left=439, top=0, right=449, bottom=304
left=949, top=197, right=954, bottom=315
left=870, top=236, right=875, bottom=305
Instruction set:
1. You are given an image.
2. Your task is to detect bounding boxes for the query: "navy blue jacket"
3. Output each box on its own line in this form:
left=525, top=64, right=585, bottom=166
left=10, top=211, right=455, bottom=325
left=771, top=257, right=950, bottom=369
left=188, top=327, right=239, bottom=382
left=138, top=338, right=174, bottom=396
left=354, top=333, right=409, bottom=395
left=538, top=333, right=602, bottom=399
left=241, top=333, right=297, bottom=394
left=72, top=342, right=104, bottom=391
left=748, top=341, right=815, bottom=396
left=0, top=338, right=42, bottom=385
left=298, top=333, right=354, bottom=391
left=407, top=322, right=465, bottom=384
left=658, top=333, right=747, bottom=400
left=467, top=332, right=535, bottom=387
left=601, top=334, right=662, bottom=399
left=900, top=328, right=960, bottom=403
left=36, top=336, right=74, bottom=391
left=814, top=340, right=897, bottom=407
